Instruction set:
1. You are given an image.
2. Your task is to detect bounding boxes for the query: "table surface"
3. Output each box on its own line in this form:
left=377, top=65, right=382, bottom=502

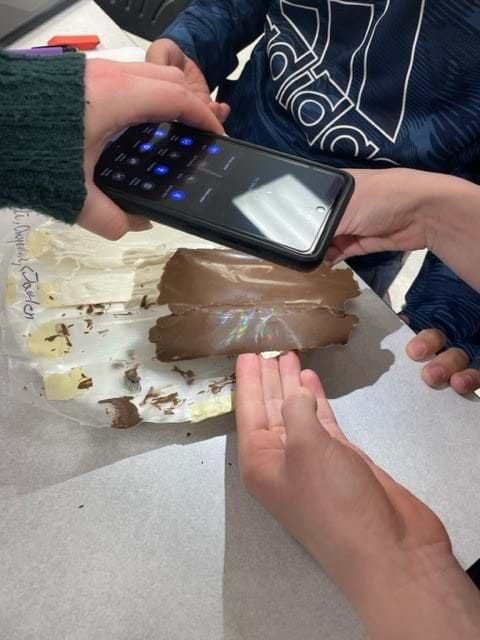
left=1, top=3, right=480, bottom=639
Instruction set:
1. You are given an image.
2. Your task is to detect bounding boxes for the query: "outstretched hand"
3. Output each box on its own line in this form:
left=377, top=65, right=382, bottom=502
left=235, top=351, right=451, bottom=609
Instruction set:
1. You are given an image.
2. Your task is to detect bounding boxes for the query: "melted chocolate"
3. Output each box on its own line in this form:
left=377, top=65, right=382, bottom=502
left=150, top=306, right=358, bottom=362
left=150, top=249, right=360, bottom=362
left=158, top=249, right=359, bottom=313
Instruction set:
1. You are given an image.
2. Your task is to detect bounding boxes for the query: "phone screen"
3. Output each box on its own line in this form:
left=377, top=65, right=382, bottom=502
left=96, top=123, right=347, bottom=255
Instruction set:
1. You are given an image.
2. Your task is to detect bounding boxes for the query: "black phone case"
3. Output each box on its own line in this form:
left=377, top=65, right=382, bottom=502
left=95, top=127, right=354, bottom=271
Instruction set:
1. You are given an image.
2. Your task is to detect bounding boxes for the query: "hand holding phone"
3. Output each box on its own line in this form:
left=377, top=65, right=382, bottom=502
left=95, top=123, right=354, bottom=269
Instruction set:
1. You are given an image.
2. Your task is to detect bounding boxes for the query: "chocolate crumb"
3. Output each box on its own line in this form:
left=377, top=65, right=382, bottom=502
left=99, top=396, right=141, bottom=429
left=78, top=376, right=93, bottom=390
left=172, top=365, right=195, bottom=386
left=140, top=294, right=155, bottom=310
left=186, top=432, right=192, bottom=437
left=209, top=373, right=236, bottom=395
left=78, top=505, right=84, bottom=509
left=140, top=387, right=183, bottom=413
left=125, top=366, right=141, bottom=384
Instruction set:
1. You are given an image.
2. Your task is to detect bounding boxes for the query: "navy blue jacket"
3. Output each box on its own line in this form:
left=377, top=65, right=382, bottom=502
left=163, top=0, right=480, bottom=361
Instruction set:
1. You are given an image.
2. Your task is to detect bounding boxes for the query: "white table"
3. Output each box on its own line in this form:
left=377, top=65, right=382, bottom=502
left=1, top=3, right=480, bottom=639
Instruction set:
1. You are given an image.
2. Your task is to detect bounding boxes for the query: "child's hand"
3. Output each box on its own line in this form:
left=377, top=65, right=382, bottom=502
left=79, top=59, right=224, bottom=240
left=147, top=39, right=230, bottom=124
left=235, top=352, right=454, bottom=618
left=403, top=324, right=480, bottom=395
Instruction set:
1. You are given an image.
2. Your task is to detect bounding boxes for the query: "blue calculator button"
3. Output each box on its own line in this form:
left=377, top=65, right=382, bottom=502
left=207, top=144, right=221, bottom=155
left=154, top=164, right=170, bottom=176
left=139, top=142, right=154, bottom=153
left=170, top=189, right=186, bottom=202
left=154, top=128, right=168, bottom=138
left=179, top=137, right=194, bottom=147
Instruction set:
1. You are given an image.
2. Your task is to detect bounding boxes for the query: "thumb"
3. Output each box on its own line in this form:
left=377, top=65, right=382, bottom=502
left=147, top=39, right=186, bottom=69
left=77, top=182, right=151, bottom=240
left=114, top=75, right=224, bottom=134
left=282, top=390, right=331, bottom=463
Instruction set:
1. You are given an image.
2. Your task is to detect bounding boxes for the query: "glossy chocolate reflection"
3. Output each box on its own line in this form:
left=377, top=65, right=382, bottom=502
left=150, top=306, right=358, bottom=362
left=158, top=249, right=359, bottom=314
left=150, top=249, right=360, bottom=362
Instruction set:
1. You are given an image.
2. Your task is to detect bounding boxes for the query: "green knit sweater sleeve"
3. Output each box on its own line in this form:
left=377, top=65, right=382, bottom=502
left=0, top=51, right=86, bottom=224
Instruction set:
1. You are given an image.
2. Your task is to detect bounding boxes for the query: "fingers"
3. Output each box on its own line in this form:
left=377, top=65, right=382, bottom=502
left=420, top=348, right=469, bottom=389
left=235, top=354, right=269, bottom=438
left=406, top=328, right=446, bottom=361
left=278, top=351, right=303, bottom=398
left=300, top=369, right=347, bottom=441
left=119, top=61, right=187, bottom=85
left=260, top=356, right=285, bottom=429
left=77, top=183, right=152, bottom=240
left=209, top=102, right=231, bottom=124
left=114, top=75, right=224, bottom=134
left=282, top=389, right=330, bottom=459
left=146, top=38, right=185, bottom=69
left=450, top=369, right=480, bottom=395
left=405, top=330, right=479, bottom=395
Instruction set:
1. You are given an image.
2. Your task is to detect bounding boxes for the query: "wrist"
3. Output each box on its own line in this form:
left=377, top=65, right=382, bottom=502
left=355, top=548, right=480, bottom=639
left=421, top=173, right=480, bottom=290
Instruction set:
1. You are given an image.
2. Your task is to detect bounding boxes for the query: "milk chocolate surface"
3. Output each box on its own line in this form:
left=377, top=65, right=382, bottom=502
left=150, top=306, right=358, bottom=362
left=151, top=249, right=360, bottom=362
left=158, top=249, right=359, bottom=314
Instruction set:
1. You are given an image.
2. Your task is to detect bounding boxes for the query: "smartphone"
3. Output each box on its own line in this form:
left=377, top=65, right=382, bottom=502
left=94, top=122, right=354, bottom=270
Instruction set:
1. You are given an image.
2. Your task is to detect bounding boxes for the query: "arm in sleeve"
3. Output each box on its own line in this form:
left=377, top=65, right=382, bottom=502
left=0, top=52, right=86, bottom=224
left=161, top=0, right=272, bottom=89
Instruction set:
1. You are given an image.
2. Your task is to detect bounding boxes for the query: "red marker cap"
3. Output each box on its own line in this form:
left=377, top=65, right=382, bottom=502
left=47, top=35, right=100, bottom=51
